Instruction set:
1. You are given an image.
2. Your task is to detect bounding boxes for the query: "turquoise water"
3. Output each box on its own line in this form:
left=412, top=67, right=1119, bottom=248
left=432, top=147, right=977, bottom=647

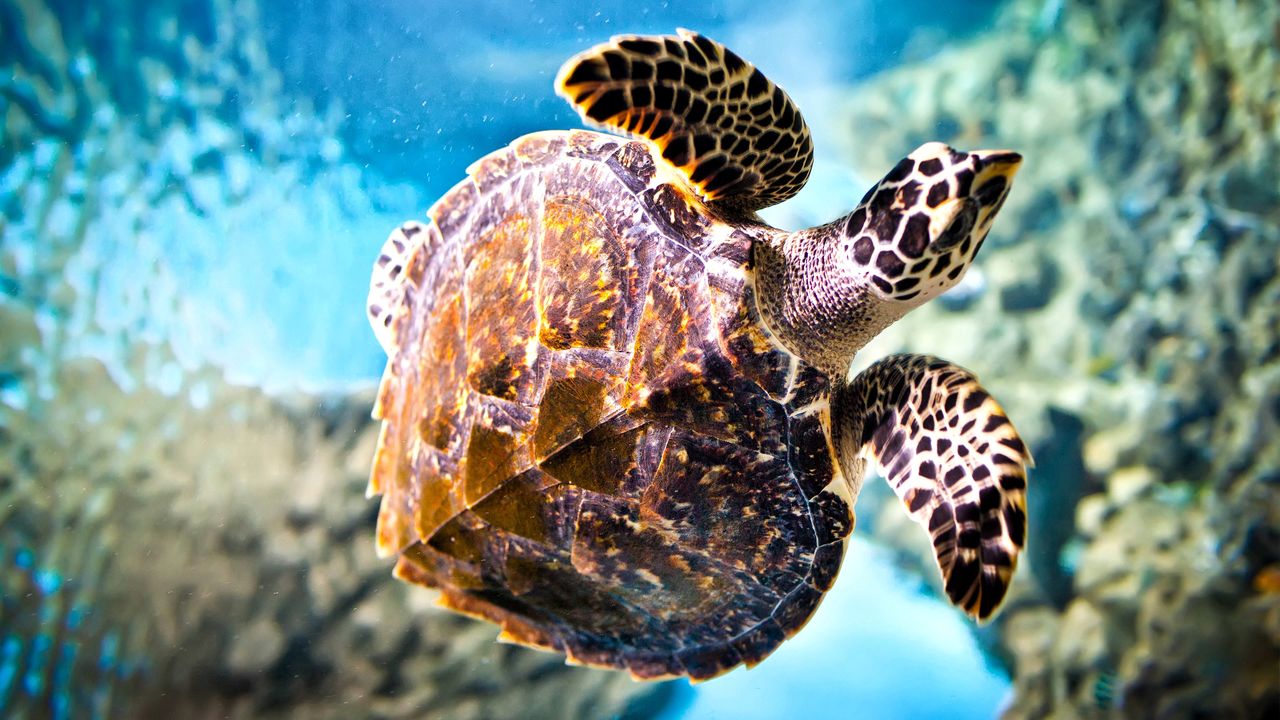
left=658, top=539, right=1010, bottom=719
left=3, top=0, right=1277, bottom=718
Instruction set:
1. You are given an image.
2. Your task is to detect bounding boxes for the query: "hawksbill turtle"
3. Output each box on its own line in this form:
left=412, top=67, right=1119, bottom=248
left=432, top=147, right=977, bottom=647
left=365, top=30, right=1030, bottom=681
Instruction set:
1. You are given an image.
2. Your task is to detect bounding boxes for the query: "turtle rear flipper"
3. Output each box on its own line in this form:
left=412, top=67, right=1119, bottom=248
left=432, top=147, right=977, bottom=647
left=368, top=221, right=430, bottom=353
left=830, top=354, right=1031, bottom=620
left=556, top=29, right=813, bottom=212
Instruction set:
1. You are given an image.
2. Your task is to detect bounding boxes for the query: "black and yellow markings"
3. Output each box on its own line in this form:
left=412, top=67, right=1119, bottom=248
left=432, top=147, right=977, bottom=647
left=641, top=430, right=812, bottom=584
left=414, top=272, right=470, bottom=454
left=625, top=246, right=707, bottom=404
left=464, top=212, right=544, bottom=403
left=838, top=354, right=1029, bottom=620
left=556, top=30, right=814, bottom=211
left=538, top=197, right=629, bottom=351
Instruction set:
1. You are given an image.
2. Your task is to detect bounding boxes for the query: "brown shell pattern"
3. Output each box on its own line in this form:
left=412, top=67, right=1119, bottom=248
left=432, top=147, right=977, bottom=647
left=370, top=129, right=851, bottom=681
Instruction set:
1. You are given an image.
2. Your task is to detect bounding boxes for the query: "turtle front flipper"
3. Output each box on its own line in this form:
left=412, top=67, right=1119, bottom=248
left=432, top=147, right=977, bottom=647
left=556, top=29, right=813, bottom=212
left=829, top=354, right=1031, bottom=620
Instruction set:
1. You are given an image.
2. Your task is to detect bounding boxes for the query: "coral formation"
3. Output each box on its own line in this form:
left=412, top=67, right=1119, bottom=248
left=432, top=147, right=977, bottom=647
left=837, top=0, right=1280, bottom=716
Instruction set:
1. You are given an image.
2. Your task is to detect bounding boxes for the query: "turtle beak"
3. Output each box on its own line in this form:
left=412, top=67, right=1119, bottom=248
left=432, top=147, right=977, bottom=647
left=926, top=148, right=1021, bottom=250
left=971, top=149, right=1023, bottom=168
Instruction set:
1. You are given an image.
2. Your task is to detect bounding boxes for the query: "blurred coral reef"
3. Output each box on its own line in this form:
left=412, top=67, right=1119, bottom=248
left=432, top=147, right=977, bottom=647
left=842, top=0, right=1280, bottom=717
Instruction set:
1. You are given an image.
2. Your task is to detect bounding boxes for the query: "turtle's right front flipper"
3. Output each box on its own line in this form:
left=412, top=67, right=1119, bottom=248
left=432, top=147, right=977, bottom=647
left=829, top=354, right=1031, bottom=620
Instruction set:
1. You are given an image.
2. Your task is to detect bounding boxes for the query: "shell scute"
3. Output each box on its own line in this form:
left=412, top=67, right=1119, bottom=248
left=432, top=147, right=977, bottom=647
left=730, top=618, right=786, bottom=669
left=808, top=491, right=855, bottom=546
left=513, top=131, right=568, bottom=166
left=564, top=128, right=621, bottom=159
left=571, top=490, right=751, bottom=620
left=625, top=245, right=710, bottom=402
left=464, top=209, right=546, bottom=404
left=469, top=144, right=526, bottom=194
left=605, top=141, right=657, bottom=192
left=530, top=351, right=627, bottom=461
left=469, top=468, right=558, bottom=545
left=538, top=197, right=635, bottom=352
left=808, top=542, right=844, bottom=592
left=540, top=413, right=669, bottom=498
left=640, top=431, right=812, bottom=582
left=642, top=182, right=713, bottom=247
left=774, top=582, right=825, bottom=638
left=719, top=284, right=795, bottom=400
left=425, top=509, right=488, bottom=566
left=461, top=418, right=532, bottom=507
left=417, top=276, right=469, bottom=453
left=788, top=410, right=835, bottom=498
left=636, top=349, right=790, bottom=455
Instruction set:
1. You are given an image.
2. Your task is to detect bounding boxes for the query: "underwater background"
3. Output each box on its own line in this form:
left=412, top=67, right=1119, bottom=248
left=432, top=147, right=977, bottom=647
left=1, top=0, right=1277, bottom=717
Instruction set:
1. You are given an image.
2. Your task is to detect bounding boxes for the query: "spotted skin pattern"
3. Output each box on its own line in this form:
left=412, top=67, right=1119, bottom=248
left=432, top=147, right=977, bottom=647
left=753, top=142, right=1024, bottom=375
left=830, top=354, right=1031, bottom=619
left=556, top=29, right=813, bottom=212
left=367, top=32, right=1029, bottom=682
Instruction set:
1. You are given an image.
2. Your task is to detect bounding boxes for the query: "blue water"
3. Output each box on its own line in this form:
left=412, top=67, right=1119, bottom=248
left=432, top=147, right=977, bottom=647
left=659, top=539, right=1009, bottom=719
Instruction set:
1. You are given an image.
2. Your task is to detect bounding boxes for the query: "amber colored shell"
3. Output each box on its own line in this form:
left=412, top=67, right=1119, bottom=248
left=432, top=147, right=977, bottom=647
left=369, top=129, right=853, bottom=681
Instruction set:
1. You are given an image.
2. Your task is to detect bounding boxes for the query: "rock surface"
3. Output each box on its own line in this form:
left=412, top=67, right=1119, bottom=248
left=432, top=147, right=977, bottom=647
left=837, top=0, right=1280, bottom=717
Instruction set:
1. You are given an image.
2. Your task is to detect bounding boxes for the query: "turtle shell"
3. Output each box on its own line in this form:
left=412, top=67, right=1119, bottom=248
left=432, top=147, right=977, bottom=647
left=370, top=129, right=854, bottom=680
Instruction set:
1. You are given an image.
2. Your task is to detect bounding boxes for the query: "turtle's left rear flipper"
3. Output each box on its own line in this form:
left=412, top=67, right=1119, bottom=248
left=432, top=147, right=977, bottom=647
left=830, top=354, right=1031, bottom=620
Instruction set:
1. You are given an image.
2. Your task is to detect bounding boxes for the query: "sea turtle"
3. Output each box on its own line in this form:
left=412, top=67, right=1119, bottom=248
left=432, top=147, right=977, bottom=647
left=365, top=30, right=1030, bottom=681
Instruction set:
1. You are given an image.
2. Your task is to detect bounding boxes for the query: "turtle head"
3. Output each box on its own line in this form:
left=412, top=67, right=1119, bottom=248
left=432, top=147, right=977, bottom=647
left=753, top=142, right=1021, bottom=376
left=844, top=141, right=1022, bottom=306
